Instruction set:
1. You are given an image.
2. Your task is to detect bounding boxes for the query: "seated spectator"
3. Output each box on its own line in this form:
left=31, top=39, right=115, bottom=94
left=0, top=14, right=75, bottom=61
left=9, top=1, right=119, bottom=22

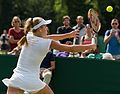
left=56, top=41, right=72, bottom=57
left=87, top=45, right=104, bottom=59
left=8, top=16, right=24, bottom=52
left=40, top=51, right=55, bottom=85
left=0, top=29, right=9, bottom=54
left=80, top=24, right=97, bottom=58
left=102, top=53, right=115, bottom=60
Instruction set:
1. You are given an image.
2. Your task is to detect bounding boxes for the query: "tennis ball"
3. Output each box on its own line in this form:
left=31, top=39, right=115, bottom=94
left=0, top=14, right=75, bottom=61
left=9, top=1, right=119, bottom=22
left=106, top=6, right=113, bottom=12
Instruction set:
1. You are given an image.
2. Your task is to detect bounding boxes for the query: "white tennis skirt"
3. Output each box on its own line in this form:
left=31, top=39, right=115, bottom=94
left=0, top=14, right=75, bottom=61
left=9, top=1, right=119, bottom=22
left=2, top=72, right=46, bottom=93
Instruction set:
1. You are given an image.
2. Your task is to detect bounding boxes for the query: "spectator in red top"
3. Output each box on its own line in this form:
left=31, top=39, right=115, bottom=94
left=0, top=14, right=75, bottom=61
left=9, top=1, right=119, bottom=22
left=80, top=24, right=97, bottom=58
left=8, top=16, right=24, bottom=51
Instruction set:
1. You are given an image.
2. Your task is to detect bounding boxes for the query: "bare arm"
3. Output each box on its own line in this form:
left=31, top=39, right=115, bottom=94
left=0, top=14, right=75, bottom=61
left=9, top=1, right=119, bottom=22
left=43, top=61, right=55, bottom=73
left=43, top=30, right=79, bottom=41
left=50, top=40, right=96, bottom=52
left=104, top=32, right=115, bottom=44
left=9, top=36, right=19, bottom=44
left=49, top=61, right=55, bottom=71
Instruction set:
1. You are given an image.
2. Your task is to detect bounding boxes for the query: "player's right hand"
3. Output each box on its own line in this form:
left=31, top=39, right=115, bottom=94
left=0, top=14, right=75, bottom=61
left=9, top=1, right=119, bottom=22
left=70, top=30, right=80, bottom=39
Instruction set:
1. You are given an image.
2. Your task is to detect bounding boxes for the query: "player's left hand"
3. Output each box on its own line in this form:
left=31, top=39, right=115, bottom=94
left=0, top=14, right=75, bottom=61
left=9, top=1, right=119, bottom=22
left=70, top=30, right=80, bottom=39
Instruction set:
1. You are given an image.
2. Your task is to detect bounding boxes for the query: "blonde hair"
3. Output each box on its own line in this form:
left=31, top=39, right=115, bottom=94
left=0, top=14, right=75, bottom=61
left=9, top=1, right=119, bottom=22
left=17, top=17, right=43, bottom=47
left=11, top=16, right=21, bottom=26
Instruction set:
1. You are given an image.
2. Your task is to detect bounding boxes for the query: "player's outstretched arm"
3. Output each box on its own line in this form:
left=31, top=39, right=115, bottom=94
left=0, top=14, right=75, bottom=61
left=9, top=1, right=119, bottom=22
left=43, top=30, right=79, bottom=41
left=50, top=40, right=96, bottom=52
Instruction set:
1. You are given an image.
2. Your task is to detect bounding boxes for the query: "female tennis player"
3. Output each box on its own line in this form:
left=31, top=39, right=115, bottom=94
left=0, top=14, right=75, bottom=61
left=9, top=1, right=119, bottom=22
left=2, top=17, right=96, bottom=94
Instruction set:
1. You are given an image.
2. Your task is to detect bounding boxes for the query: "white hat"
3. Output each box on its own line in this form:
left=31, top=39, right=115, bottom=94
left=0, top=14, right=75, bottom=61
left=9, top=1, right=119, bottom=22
left=33, top=19, right=52, bottom=30
left=102, top=53, right=115, bottom=60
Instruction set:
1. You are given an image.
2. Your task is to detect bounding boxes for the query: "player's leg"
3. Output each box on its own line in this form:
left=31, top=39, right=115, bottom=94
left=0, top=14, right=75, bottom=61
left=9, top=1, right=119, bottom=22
left=7, top=86, right=24, bottom=94
left=35, top=85, right=54, bottom=94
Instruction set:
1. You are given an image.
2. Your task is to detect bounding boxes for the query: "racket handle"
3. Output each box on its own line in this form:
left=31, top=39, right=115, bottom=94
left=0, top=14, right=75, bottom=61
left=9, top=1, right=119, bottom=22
left=92, top=37, right=95, bottom=44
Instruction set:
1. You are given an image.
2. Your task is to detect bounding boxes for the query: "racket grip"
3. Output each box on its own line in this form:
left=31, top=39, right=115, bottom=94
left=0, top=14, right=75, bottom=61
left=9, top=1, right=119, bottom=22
left=92, top=37, right=95, bottom=44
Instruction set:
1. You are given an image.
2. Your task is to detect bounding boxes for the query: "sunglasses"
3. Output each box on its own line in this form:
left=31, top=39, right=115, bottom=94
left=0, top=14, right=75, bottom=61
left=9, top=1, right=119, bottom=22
left=112, top=23, right=118, bottom=25
left=14, top=21, right=19, bottom=23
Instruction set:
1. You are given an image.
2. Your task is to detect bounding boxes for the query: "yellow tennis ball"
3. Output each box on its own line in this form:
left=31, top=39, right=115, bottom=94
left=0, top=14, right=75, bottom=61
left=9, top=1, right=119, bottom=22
left=106, top=6, right=113, bottom=12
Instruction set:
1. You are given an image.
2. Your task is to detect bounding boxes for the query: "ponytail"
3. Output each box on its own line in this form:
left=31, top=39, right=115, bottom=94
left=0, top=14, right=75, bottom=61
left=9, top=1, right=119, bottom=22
left=17, top=36, right=28, bottom=47
left=17, top=18, right=33, bottom=47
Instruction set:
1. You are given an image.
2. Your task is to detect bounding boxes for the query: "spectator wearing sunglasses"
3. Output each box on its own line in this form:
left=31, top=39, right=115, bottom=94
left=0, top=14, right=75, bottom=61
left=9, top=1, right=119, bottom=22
left=8, top=16, right=24, bottom=52
left=104, top=18, right=120, bottom=60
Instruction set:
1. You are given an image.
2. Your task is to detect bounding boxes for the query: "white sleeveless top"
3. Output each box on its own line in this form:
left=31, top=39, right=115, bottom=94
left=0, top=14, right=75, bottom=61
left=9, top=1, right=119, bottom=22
left=2, top=32, right=52, bottom=93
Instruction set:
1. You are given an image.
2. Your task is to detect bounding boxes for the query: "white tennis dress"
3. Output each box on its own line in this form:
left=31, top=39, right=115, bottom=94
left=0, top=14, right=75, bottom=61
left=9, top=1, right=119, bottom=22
left=2, top=32, right=52, bottom=93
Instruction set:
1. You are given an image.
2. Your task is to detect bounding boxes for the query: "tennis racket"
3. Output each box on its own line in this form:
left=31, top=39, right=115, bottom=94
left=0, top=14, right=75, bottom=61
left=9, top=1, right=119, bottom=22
left=88, top=8, right=101, bottom=44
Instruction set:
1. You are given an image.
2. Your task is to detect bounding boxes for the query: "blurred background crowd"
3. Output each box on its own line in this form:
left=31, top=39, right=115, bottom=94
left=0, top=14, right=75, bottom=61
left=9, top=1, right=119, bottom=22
left=0, top=0, right=120, bottom=61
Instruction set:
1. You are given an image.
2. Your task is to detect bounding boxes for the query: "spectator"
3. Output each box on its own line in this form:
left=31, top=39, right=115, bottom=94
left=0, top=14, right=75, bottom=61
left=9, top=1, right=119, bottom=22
left=56, top=41, right=72, bottom=57
left=8, top=16, right=24, bottom=52
left=80, top=24, right=97, bottom=58
left=56, top=15, right=73, bottom=44
left=73, top=16, right=86, bottom=45
left=87, top=45, right=104, bottom=59
left=0, top=29, right=8, bottom=40
left=104, top=18, right=120, bottom=60
left=40, top=51, right=55, bottom=85
left=0, top=29, right=9, bottom=54
left=102, top=53, right=115, bottom=60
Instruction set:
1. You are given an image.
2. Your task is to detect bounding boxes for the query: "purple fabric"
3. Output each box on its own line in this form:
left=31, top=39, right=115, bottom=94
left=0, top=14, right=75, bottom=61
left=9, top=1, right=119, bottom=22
left=56, top=52, right=69, bottom=57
